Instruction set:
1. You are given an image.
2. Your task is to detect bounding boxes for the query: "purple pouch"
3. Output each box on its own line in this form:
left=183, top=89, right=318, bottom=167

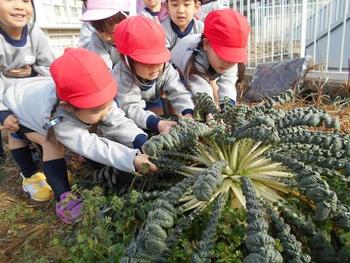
left=56, top=192, right=83, bottom=224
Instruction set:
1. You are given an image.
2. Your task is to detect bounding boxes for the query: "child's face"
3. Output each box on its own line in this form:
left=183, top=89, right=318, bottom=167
left=73, top=100, right=113, bottom=124
left=0, top=0, right=33, bottom=31
left=143, top=0, right=161, bottom=10
left=203, top=39, right=236, bottom=74
left=97, top=30, right=115, bottom=45
left=134, top=61, right=164, bottom=80
left=167, top=0, right=200, bottom=31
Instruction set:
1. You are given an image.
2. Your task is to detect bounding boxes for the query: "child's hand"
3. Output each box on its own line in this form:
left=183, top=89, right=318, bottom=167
left=5, top=65, right=32, bottom=78
left=3, top=114, right=19, bottom=132
left=157, top=120, right=177, bottom=134
left=134, top=153, right=158, bottom=174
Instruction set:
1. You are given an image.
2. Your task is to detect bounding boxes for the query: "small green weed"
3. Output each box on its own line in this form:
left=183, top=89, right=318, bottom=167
left=57, top=187, right=147, bottom=262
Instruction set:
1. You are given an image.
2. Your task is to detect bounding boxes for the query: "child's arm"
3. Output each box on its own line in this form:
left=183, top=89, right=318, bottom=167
left=5, top=65, right=32, bottom=78
left=0, top=79, right=13, bottom=127
left=99, top=102, right=147, bottom=150
left=0, top=77, right=18, bottom=131
left=185, top=73, right=216, bottom=101
left=117, top=86, right=159, bottom=129
left=165, top=35, right=173, bottom=50
left=216, top=64, right=238, bottom=105
left=32, top=27, right=55, bottom=76
left=115, top=63, right=162, bottom=132
left=54, top=120, right=141, bottom=173
left=162, top=64, right=195, bottom=116
left=78, top=23, right=94, bottom=48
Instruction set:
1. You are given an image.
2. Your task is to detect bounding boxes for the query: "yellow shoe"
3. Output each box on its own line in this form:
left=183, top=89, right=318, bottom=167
left=22, top=172, right=54, bottom=202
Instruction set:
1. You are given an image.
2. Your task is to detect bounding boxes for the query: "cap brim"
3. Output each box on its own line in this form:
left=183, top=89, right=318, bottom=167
left=211, top=43, right=248, bottom=63
left=130, top=49, right=171, bottom=64
left=69, top=79, right=117, bottom=109
left=81, top=9, right=126, bottom=22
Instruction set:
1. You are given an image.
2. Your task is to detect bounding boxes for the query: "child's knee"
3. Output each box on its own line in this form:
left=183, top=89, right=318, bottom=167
left=24, top=132, right=64, bottom=157
left=8, top=133, right=28, bottom=149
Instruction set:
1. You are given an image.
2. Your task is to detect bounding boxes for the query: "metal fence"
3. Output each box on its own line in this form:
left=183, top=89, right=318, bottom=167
left=218, top=0, right=349, bottom=80
left=37, top=0, right=349, bottom=80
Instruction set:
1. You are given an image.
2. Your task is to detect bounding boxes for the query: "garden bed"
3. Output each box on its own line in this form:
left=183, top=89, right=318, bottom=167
left=1, top=88, right=350, bottom=262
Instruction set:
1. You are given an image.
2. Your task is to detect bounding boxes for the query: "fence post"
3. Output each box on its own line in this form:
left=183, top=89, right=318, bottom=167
left=300, top=0, right=307, bottom=58
left=289, top=0, right=294, bottom=59
left=325, top=0, right=333, bottom=71
left=271, top=0, right=275, bottom=61
left=339, top=0, right=349, bottom=71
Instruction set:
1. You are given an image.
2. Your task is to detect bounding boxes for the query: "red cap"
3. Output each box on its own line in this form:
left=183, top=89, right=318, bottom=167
left=50, top=48, right=117, bottom=109
left=204, top=9, right=250, bottom=63
left=114, top=16, right=170, bottom=64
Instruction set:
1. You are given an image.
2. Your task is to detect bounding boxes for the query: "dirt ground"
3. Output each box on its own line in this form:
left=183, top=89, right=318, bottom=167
left=0, top=139, right=86, bottom=262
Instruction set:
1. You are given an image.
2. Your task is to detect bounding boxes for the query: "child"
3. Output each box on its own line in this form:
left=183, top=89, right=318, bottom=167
left=161, top=0, right=203, bottom=50
left=139, top=0, right=168, bottom=23
left=113, top=16, right=194, bottom=134
left=1, top=48, right=156, bottom=223
left=80, top=0, right=130, bottom=70
left=171, top=9, right=250, bottom=111
left=0, top=0, right=55, bottom=160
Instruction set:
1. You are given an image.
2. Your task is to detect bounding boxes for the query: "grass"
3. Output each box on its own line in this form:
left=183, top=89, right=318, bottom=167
left=0, top=150, right=70, bottom=262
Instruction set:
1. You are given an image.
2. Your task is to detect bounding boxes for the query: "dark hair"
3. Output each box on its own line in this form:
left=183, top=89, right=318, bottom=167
left=90, top=12, right=128, bottom=33
left=121, top=55, right=138, bottom=79
left=199, top=0, right=216, bottom=4
left=116, top=54, right=136, bottom=92
left=183, top=35, right=210, bottom=85
left=46, top=99, right=60, bottom=144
